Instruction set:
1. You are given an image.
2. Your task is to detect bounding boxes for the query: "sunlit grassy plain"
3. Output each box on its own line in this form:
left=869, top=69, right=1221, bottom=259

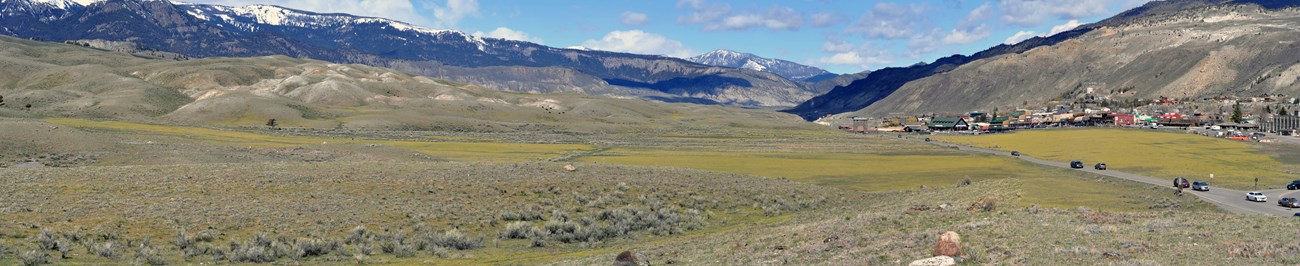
left=48, top=118, right=1213, bottom=212
left=934, top=129, right=1297, bottom=190
left=0, top=119, right=1230, bottom=265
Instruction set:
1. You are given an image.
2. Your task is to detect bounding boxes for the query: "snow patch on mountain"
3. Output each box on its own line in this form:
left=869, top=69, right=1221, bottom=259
left=687, top=49, right=831, bottom=81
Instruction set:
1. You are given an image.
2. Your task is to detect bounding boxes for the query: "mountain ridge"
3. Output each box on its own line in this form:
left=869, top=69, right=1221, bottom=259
left=787, top=0, right=1300, bottom=120
left=686, top=49, right=833, bottom=81
left=0, top=0, right=817, bottom=107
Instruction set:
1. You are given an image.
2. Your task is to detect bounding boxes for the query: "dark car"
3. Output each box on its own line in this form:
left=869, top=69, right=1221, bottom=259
left=1094, top=163, right=1107, bottom=170
left=924, top=138, right=931, bottom=142
left=1011, top=151, right=1021, bottom=156
left=1174, top=177, right=1190, bottom=188
left=1191, top=181, right=1210, bottom=191
left=1070, top=160, right=1084, bottom=169
left=1288, top=180, right=1300, bottom=190
left=1281, top=197, right=1300, bottom=208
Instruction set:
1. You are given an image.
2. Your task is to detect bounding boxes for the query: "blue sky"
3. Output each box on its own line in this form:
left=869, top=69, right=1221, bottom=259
left=189, top=0, right=1153, bottom=74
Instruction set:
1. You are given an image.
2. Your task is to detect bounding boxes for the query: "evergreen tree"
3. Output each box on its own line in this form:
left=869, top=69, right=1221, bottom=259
left=1231, top=102, right=1243, bottom=123
left=1280, top=106, right=1289, bottom=116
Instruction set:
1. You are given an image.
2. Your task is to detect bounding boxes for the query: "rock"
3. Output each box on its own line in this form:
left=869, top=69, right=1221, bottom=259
left=564, top=163, right=577, bottom=172
left=968, top=196, right=996, bottom=212
left=613, top=250, right=641, bottom=266
left=908, top=256, right=956, bottom=266
left=933, top=231, right=962, bottom=257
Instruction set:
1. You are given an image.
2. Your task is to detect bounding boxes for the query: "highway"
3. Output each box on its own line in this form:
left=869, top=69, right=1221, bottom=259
left=925, top=140, right=1300, bottom=217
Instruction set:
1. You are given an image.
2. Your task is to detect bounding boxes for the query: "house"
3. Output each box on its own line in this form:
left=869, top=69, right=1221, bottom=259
left=928, top=117, right=969, bottom=131
left=1113, top=114, right=1135, bottom=126
left=1261, top=116, right=1300, bottom=135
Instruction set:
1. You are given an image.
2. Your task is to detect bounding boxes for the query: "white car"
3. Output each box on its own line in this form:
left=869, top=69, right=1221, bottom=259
left=1247, top=191, right=1267, bottom=202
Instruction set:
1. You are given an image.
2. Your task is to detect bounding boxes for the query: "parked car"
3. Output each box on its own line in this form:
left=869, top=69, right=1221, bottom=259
left=924, top=138, right=931, bottom=142
left=1174, top=177, right=1190, bottom=188
left=1281, top=197, right=1300, bottom=208
left=1011, top=151, right=1020, bottom=156
left=1191, top=181, right=1210, bottom=191
left=1247, top=191, right=1268, bottom=202
left=1070, top=160, right=1084, bottom=169
left=1287, top=180, right=1300, bottom=190
left=1094, top=163, right=1107, bottom=170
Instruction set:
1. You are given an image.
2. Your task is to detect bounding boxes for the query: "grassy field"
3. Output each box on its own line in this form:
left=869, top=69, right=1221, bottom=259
left=47, top=118, right=592, bottom=163
left=935, top=129, right=1295, bottom=190
left=0, top=118, right=1258, bottom=265
left=552, top=179, right=1278, bottom=266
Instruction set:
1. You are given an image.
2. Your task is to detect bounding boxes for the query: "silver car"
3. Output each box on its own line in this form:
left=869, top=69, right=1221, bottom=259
left=1247, top=191, right=1267, bottom=202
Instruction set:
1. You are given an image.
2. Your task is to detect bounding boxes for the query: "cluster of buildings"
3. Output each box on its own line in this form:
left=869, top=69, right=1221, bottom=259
left=842, top=94, right=1300, bottom=137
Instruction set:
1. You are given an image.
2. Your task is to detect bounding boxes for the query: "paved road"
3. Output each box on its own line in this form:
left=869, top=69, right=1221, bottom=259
left=918, top=139, right=1300, bottom=217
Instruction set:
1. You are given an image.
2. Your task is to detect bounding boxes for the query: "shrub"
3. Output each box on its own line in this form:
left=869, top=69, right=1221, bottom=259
left=134, top=246, right=166, bottom=266
left=429, top=246, right=450, bottom=258
left=183, top=243, right=223, bottom=261
left=500, top=221, right=536, bottom=239
left=55, top=240, right=70, bottom=259
left=228, top=234, right=287, bottom=263
left=431, top=229, right=482, bottom=250
left=174, top=230, right=194, bottom=250
left=292, top=238, right=338, bottom=259
left=345, top=226, right=369, bottom=245
left=499, top=211, right=544, bottom=221
left=19, top=250, right=50, bottom=266
left=34, top=229, right=58, bottom=251
left=94, top=241, right=118, bottom=258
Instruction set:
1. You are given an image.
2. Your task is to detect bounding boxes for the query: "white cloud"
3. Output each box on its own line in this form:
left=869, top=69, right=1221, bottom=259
left=1048, top=19, right=1083, bottom=35
left=472, top=27, right=542, bottom=44
left=706, top=6, right=803, bottom=31
left=1003, top=30, right=1038, bottom=44
left=845, top=3, right=927, bottom=39
left=579, top=30, right=696, bottom=58
left=677, top=1, right=810, bottom=31
left=620, top=11, right=649, bottom=26
left=1001, top=19, right=1085, bottom=45
left=998, top=0, right=1109, bottom=26
left=816, top=37, right=891, bottom=70
left=185, top=0, right=435, bottom=27
left=941, top=25, right=990, bottom=45
left=431, top=0, right=479, bottom=27
left=676, top=0, right=731, bottom=24
left=809, top=12, right=844, bottom=28
left=965, top=2, right=992, bottom=23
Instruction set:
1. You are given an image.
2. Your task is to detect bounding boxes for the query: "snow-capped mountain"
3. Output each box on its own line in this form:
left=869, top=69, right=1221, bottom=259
left=687, top=50, right=834, bottom=81
left=0, top=0, right=819, bottom=107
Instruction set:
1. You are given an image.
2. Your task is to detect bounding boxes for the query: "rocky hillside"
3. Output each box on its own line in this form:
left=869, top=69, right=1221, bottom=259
left=0, top=35, right=811, bottom=132
left=687, top=49, right=834, bottom=81
left=790, top=0, right=1300, bottom=119
left=0, top=0, right=815, bottom=107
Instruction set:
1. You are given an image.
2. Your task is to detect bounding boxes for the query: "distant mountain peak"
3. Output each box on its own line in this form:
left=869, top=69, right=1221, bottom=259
left=687, top=49, right=830, bottom=81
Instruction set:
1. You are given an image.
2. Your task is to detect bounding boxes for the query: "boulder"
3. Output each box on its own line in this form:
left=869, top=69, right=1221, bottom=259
left=933, top=231, right=962, bottom=257
left=614, top=251, right=641, bottom=266
left=908, top=255, right=956, bottom=266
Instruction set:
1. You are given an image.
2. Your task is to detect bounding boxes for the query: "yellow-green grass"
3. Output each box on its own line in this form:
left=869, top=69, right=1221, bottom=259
left=581, top=148, right=1012, bottom=192
left=47, top=118, right=591, bottom=162
left=934, top=129, right=1291, bottom=190
left=577, top=147, right=1209, bottom=212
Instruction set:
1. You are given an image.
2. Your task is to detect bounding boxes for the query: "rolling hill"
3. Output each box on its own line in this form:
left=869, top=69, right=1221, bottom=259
left=789, top=0, right=1300, bottom=119
left=0, top=35, right=813, bottom=132
left=0, top=0, right=817, bottom=107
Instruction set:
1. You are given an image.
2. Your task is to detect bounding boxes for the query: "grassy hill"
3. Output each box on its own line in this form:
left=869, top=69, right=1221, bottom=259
left=0, top=35, right=813, bottom=134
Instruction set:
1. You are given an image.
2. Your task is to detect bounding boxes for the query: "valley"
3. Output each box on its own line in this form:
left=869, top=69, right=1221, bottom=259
left=5, top=0, right=1300, bottom=265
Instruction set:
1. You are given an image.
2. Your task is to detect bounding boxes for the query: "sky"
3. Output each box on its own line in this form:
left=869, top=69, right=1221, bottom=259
left=185, top=0, right=1155, bottom=74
